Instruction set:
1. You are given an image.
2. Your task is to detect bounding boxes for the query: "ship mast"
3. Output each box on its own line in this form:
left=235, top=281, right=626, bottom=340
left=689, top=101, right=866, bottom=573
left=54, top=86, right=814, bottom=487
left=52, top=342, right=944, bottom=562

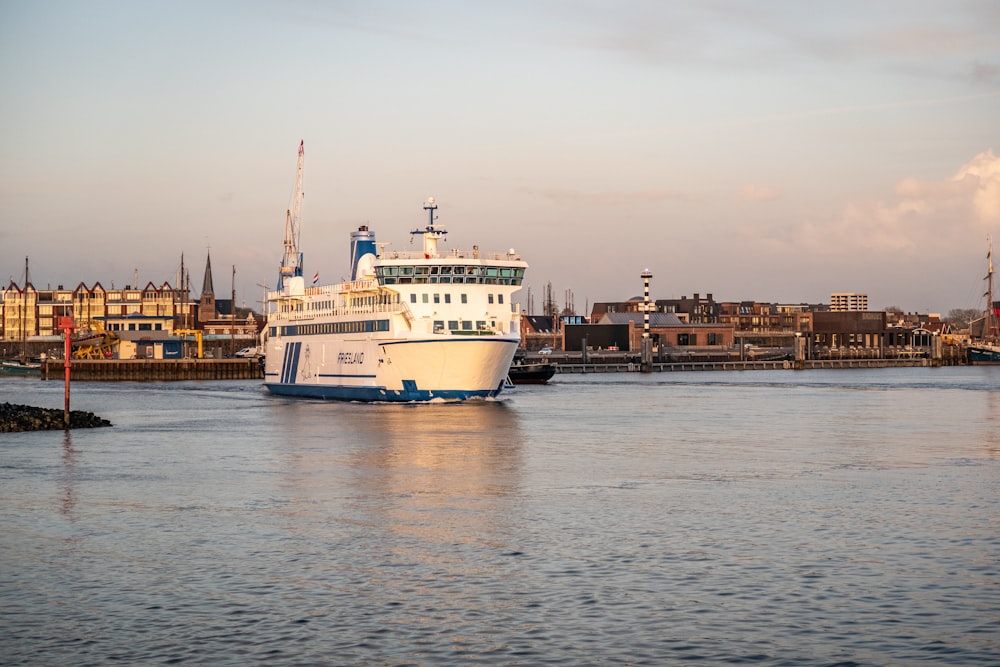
left=410, top=196, right=448, bottom=258
left=986, top=235, right=995, bottom=343
left=21, top=256, right=29, bottom=358
left=278, top=140, right=305, bottom=289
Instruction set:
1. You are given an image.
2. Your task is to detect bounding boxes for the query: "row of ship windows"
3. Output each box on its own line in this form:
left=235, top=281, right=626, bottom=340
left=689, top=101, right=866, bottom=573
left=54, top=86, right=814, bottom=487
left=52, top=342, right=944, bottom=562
left=435, top=321, right=489, bottom=332
left=378, top=266, right=525, bottom=278
left=406, top=293, right=505, bottom=305
left=381, top=276, right=522, bottom=285
left=271, top=319, right=391, bottom=337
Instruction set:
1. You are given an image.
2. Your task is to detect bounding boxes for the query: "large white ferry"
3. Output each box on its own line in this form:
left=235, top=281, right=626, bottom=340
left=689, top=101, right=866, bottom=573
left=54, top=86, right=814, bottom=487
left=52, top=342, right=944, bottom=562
left=262, top=144, right=527, bottom=401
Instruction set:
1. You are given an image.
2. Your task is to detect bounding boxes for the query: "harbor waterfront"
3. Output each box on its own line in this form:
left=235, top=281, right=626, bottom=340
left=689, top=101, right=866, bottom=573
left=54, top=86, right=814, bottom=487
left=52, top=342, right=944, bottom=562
left=1, top=367, right=997, bottom=665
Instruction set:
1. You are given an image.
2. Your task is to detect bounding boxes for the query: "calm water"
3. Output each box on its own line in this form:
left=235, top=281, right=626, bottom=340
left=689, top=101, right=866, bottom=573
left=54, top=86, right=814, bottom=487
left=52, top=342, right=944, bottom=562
left=1, top=367, right=998, bottom=666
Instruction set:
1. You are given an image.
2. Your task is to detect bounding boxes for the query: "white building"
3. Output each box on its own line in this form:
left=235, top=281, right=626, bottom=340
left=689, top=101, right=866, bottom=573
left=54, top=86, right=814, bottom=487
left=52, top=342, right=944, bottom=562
left=830, top=293, right=868, bottom=312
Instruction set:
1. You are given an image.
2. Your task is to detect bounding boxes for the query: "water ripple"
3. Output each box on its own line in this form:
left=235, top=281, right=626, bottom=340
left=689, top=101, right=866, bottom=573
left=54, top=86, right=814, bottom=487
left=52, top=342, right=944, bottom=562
left=1, top=369, right=998, bottom=665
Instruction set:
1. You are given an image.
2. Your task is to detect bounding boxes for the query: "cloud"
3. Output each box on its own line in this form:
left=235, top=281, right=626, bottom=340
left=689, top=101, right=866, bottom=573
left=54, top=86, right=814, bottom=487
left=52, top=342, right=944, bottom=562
left=554, top=1, right=998, bottom=77
left=960, top=149, right=1000, bottom=222
left=971, top=61, right=1000, bottom=84
left=791, top=149, right=1000, bottom=256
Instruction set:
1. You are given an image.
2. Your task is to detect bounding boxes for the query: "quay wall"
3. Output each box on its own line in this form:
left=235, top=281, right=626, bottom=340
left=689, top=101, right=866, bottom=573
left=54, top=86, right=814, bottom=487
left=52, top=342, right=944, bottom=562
left=555, top=358, right=936, bottom=374
left=42, top=359, right=263, bottom=382
left=33, top=357, right=949, bottom=381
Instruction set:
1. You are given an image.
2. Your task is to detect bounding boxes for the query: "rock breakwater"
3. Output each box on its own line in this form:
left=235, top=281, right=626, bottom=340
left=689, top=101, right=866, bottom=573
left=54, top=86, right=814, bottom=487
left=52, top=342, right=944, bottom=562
left=0, top=402, right=112, bottom=432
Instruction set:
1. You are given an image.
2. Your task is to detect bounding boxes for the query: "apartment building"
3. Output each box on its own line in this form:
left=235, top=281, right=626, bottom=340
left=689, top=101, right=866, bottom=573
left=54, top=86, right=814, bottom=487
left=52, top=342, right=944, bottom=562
left=830, top=292, right=869, bottom=312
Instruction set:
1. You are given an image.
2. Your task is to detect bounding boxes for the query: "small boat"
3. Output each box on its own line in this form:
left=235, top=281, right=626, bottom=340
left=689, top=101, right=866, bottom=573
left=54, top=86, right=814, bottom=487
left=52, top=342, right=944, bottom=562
left=0, top=359, right=42, bottom=376
left=506, top=350, right=555, bottom=384
left=72, top=332, right=107, bottom=348
left=968, top=235, right=1000, bottom=365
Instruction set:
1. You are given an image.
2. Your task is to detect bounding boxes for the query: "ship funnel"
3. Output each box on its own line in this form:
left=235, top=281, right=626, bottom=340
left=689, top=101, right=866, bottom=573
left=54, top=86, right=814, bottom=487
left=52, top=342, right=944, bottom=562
left=350, top=226, right=377, bottom=280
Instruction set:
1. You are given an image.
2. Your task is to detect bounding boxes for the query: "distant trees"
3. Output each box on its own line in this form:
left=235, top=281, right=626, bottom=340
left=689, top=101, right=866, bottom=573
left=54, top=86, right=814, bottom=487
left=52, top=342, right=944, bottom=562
left=945, top=308, right=981, bottom=331
left=883, top=306, right=904, bottom=324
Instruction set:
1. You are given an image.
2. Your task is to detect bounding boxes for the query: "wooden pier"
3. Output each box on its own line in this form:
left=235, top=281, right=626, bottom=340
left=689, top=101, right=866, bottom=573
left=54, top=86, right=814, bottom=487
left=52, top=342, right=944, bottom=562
left=42, top=359, right=263, bottom=381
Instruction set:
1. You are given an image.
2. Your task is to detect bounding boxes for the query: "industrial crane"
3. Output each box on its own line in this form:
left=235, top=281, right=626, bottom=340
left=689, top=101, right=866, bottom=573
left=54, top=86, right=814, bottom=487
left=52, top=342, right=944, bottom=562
left=278, top=140, right=305, bottom=290
left=71, top=321, right=119, bottom=360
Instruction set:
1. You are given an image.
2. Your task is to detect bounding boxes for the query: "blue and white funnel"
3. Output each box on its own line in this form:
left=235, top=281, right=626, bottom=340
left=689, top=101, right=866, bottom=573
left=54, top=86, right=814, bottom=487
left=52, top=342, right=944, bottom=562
left=350, top=226, right=377, bottom=280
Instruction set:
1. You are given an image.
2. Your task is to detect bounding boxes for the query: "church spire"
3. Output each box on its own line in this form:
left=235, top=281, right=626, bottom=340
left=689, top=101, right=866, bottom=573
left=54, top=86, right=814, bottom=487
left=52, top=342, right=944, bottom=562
left=201, top=250, right=215, bottom=298
left=199, top=250, right=217, bottom=324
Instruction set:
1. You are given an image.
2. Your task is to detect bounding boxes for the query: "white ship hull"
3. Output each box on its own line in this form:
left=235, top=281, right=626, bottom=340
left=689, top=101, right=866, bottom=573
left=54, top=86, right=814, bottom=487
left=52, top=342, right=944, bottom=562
left=264, top=332, right=519, bottom=401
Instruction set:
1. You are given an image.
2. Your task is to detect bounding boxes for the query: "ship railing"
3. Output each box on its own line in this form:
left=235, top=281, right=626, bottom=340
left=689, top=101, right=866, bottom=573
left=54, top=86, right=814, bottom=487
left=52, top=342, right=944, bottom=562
left=267, top=279, right=380, bottom=303
left=268, top=300, right=408, bottom=322
left=381, top=248, right=522, bottom=261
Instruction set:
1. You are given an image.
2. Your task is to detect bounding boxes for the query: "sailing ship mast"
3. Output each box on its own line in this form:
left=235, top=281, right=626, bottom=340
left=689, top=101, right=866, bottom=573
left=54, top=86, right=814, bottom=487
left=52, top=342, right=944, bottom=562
left=20, top=256, right=29, bottom=358
left=985, top=235, right=996, bottom=344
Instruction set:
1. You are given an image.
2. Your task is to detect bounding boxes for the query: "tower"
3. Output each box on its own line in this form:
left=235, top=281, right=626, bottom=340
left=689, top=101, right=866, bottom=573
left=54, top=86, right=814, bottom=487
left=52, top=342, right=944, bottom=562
left=639, top=268, right=654, bottom=371
left=199, top=251, right=216, bottom=324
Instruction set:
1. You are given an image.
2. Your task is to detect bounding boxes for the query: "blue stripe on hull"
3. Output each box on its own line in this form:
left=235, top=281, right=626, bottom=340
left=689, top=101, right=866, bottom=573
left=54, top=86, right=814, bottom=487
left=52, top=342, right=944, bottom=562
left=280, top=341, right=302, bottom=383
left=263, top=381, right=506, bottom=402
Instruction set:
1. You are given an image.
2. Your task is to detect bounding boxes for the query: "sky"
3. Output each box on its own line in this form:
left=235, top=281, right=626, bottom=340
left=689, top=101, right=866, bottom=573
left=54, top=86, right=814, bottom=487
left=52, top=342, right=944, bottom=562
left=1, top=0, right=998, bottom=316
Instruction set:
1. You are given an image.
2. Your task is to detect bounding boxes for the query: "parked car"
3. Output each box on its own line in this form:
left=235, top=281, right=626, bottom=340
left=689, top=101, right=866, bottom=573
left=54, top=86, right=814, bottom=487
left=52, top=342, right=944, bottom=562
left=235, top=347, right=261, bottom=358
left=538, top=347, right=553, bottom=355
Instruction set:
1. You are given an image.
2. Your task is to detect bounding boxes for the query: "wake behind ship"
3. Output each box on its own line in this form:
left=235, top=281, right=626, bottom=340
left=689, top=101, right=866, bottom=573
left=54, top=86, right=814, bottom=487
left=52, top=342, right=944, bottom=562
left=262, top=143, right=527, bottom=401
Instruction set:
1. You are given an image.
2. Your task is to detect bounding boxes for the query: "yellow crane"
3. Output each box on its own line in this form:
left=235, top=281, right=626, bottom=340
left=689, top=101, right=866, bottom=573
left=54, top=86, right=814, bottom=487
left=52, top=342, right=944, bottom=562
left=71, top=321, right=120, bottom=359
left=174, top=329, right=204, bottom=359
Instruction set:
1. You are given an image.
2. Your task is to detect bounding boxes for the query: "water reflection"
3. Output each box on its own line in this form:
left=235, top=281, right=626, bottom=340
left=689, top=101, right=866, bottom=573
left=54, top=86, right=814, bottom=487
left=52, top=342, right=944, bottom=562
left=268, top=399, right=526, bottom=550
left=59, top=430, right=77, bottom=519
left=984, top=389, right=1000, bottom=457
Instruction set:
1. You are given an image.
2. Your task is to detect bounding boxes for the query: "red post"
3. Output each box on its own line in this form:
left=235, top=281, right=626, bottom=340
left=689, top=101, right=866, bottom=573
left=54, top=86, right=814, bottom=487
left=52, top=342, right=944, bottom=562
left=58, top=316, right=75, bottom=429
